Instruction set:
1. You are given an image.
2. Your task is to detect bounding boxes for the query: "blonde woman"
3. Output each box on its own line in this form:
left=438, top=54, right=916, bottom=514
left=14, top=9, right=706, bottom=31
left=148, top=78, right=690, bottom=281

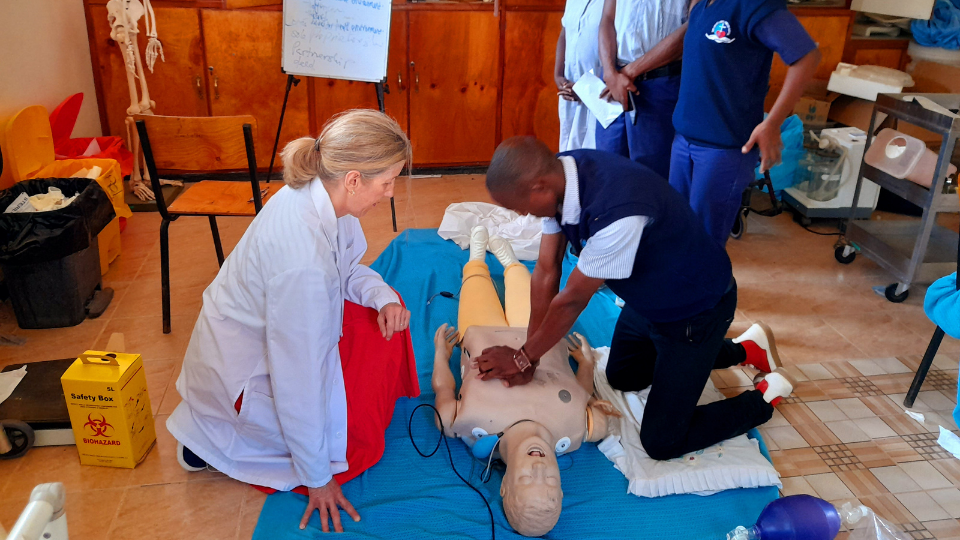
left=167, top=110, right=419, bottom=533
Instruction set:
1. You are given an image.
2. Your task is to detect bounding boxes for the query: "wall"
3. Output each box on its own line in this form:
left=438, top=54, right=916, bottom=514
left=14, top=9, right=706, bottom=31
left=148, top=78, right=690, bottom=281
left=0, top=0, right=102, bottom=139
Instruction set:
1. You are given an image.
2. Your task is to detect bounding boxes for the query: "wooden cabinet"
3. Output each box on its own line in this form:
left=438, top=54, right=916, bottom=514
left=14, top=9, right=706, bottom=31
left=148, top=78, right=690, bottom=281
left=501, top=11, right=563, bottom=153
left=202, top=9, right=309, bottom=161
left=843, top=38, right=910, bottom=71
left=408, top=11, right=500, bottom=165
left=88, top=6, right=207, bottom=140
left=311, top=12, right=409, bottom=134
left=769, top=12, right=852, bottom=90
left=853, top=48, right=906, bottom=69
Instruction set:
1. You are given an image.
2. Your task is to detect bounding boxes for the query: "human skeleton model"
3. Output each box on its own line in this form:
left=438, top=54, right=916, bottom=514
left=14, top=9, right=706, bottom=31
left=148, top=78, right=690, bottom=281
left=432, top=227, right=620, bottom=537
left=106, top=0, right=180, bottom=201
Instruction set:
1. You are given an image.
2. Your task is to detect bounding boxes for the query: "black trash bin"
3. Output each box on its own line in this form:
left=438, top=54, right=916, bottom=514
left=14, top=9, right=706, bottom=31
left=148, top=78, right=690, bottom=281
left=0, top=178, right=116, bottom=329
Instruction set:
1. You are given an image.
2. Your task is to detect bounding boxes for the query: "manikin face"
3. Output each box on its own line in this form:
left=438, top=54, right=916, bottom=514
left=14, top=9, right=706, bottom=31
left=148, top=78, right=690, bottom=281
left=345, top=161, right=404, bottom=218
left=500, top=433, right=563, bottom=536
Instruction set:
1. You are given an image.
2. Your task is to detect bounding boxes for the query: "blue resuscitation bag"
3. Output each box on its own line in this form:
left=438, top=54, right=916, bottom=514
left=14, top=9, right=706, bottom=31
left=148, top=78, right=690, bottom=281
left=913, top=0, right=960, bottom=50
left=754, top=114, right=804, bottom=198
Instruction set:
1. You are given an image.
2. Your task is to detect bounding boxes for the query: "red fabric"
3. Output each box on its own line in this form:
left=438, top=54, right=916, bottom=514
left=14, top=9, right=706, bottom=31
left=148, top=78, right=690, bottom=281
left=740, top=340, right=772, bottom=373
left=236, top=298, right=419, bottom=496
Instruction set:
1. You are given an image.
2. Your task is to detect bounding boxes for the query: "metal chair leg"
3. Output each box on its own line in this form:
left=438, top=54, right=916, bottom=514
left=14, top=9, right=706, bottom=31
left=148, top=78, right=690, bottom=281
left=390, top=197, right=397, bottom=233
left=160, top=219, right=172, bottom=334
left=904, top=326, right=945, bottom=408
left=209, top=216, right=225, bottom=267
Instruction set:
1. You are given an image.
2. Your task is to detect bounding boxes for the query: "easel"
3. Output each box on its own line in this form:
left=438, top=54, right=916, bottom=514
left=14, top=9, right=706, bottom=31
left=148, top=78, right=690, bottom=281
left=267, top=72, right=398, bottom=232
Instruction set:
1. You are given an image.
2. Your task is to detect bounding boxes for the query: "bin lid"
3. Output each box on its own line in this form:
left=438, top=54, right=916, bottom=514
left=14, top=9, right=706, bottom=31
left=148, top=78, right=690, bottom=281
left=2, top=106, right=55, bottom=182
left=49, top=94, right=84, bottom=145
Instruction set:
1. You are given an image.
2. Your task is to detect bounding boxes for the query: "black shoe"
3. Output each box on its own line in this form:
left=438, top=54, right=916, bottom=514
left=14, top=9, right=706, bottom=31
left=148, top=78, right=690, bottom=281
left=177, top=442, right=207, bottom=472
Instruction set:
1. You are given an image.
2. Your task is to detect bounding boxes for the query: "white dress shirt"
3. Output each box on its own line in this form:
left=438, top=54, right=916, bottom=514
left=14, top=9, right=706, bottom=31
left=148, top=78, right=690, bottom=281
left=167, top=179, right=399, bottom=491
left=614, top=0, right=688, bottom=66
left=542, top=156, right=648, bottom=280
left=559, top=0, right=604, bottom=151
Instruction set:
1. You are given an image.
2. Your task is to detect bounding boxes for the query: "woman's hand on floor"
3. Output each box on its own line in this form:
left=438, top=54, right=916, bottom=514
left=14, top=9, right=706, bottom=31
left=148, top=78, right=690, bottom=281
left=301, top=479, right=360, bottom=532
left=378, top=303, right=410, bottom=341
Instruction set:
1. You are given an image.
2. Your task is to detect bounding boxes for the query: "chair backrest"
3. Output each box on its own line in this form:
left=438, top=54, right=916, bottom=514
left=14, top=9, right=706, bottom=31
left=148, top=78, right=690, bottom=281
left=136, top=115, right=262, bottom=219
left=135, top=115, right=257, bottom=173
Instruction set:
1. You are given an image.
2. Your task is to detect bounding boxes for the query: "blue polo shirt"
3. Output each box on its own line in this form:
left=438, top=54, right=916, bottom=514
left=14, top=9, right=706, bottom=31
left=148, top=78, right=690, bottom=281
left=673, top=0, right=816, bottom=149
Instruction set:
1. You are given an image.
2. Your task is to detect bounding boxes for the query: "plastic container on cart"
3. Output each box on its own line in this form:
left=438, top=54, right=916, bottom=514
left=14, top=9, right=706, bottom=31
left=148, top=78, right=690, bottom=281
left=865, top=128, right=957, bottom=187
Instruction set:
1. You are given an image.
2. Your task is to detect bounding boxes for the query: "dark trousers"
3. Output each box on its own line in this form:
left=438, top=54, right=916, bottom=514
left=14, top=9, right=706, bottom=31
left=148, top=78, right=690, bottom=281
left=605, top=281, right=773, bottom=460
left=594, top=75, right=681, bottom=179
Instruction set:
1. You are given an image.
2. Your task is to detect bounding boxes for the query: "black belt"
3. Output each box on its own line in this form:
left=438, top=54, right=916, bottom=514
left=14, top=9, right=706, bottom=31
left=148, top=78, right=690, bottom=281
left=635, top=61, right=682, bottom=82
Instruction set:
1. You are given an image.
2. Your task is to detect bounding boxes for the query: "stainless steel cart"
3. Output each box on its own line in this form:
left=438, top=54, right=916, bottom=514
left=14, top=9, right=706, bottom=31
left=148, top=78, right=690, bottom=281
left=836, top=93, right=960, bottom=303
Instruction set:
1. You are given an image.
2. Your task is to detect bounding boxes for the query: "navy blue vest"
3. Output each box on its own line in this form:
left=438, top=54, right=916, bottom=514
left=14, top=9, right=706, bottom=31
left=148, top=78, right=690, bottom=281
left=558, top=150, right=733, bottom=322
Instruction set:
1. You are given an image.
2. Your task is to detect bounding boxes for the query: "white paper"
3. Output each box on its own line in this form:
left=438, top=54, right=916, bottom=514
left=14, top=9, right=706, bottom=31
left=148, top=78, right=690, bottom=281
left=0, top=366, right=27, bottom=406
left=938, top=426, right=960, bottom=460
left=572, top=71, right=624, bottom=129
left=4, top=193, right=34, bottom=214
left=906, top=410, right=926, bottom=423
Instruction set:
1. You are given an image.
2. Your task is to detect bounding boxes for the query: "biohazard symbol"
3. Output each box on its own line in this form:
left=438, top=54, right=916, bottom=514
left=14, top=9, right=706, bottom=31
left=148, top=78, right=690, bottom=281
left=83, top=413, right=115, bottom=438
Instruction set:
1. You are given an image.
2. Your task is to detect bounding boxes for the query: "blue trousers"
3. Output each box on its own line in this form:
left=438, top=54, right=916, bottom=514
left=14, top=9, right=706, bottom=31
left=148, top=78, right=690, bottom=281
left=669, top=134, right=760, bottom=247
left=594, top=75, right=680, bottom=179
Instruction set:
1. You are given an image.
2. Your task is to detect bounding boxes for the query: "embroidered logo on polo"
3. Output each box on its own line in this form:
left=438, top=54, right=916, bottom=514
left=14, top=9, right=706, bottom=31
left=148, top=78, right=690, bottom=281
left=706, top=20, right=735, bottom=43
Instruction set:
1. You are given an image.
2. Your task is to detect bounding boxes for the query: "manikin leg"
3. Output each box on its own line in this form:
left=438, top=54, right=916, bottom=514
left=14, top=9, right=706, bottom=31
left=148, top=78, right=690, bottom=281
left=489, top=235, right=531, bottom=328
left=458, top=227, right=509, bottom=338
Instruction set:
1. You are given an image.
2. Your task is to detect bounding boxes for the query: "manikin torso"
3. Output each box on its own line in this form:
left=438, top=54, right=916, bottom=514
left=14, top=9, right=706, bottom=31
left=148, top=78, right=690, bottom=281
left=451, top=326, right=590, bottom=454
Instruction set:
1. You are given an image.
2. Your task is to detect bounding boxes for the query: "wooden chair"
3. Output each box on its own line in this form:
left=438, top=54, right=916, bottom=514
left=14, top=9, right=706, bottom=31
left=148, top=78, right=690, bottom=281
left=135, top=115, right=281, bottom=334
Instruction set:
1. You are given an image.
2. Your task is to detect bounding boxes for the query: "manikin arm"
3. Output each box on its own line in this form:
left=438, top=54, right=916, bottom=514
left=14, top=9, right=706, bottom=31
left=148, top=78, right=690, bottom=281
left=431, top=324, right=459, bottom=437
left=567, top=333, right=596, bottom=396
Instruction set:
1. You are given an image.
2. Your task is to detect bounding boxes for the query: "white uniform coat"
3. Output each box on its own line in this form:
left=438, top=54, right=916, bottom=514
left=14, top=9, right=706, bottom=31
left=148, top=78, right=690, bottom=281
left=613, top=0, right=688, bottom=65
left=167, top=179, right=399, bottom=491
left=559, top=0, right=603, bottom=151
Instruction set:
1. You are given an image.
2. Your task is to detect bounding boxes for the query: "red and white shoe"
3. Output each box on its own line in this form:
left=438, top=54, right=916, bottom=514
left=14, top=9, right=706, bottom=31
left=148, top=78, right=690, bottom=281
left=755, top=372, right=794, bottom=407
left=732, top=322, right=781, bottom=374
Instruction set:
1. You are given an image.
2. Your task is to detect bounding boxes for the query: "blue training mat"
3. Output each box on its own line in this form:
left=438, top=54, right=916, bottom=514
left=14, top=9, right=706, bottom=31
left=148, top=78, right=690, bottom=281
left=253, top=229, right=778, bottom=540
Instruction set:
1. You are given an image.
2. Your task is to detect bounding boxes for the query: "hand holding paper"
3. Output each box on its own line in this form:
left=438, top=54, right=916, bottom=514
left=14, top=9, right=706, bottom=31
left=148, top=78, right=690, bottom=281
left=572, top=71, right=624, bottom=129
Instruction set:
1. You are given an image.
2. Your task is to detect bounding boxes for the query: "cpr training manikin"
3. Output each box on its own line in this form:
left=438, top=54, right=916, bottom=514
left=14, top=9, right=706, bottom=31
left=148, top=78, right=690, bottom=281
left=431, top=226, right=620, bottom=536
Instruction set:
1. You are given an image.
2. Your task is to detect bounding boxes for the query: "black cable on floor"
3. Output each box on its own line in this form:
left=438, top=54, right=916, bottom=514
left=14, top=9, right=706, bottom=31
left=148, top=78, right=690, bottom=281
left=799, top=222, right=842, bottom=236
left=408, top=403, right=496, bottom=540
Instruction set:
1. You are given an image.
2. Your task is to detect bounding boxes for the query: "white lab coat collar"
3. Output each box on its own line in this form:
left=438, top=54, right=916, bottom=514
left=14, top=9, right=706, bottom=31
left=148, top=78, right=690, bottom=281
left=309, top=177, right=339, bottom=250
left=558, top=156, right=582, bottom=226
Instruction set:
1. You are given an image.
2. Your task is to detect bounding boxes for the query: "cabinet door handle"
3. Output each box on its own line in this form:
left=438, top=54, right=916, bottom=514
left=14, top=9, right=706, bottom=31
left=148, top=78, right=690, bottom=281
left=398, top=71, right=403, bottom=92
left=410, top=62, right=419, bottom=93
left=209, top=66, right=219, bottom=99
left=195, top=76, right=204, bottom=100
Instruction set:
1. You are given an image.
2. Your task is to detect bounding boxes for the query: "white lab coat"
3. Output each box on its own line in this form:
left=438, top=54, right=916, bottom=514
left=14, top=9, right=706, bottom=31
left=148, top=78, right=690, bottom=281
left=614, top=0, right=688, bottom=65
left=167, top=179, right=399, bottom=491
left=559, top=0, right=603, bottom=151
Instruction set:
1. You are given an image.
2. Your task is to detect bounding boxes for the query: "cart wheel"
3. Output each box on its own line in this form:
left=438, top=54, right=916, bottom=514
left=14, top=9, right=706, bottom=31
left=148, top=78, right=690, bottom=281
left=884, top=283, right=909, bottom=303
left=730, top=210, right=746, bottom=240
left=0, top=420, right=35, bottom=459
left=834, top=246, right=856, bottom=264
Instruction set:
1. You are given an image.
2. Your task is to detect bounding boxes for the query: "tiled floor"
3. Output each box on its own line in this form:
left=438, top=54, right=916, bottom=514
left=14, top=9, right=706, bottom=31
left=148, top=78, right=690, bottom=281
left=0, top=174, right=958, bottom=539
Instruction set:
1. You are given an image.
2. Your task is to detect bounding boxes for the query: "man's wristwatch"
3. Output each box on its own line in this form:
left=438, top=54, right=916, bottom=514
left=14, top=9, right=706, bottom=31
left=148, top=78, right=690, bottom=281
left=513, top=346, right=534, bottom=372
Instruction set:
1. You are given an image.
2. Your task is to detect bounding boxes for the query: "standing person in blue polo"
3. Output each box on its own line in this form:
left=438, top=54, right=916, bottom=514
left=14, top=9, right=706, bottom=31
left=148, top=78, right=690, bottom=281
left=595, top=0, right=688, bottom=178
left=670, top=0, right=820, bottom=246
left=472, top=136, right=795, bottom=460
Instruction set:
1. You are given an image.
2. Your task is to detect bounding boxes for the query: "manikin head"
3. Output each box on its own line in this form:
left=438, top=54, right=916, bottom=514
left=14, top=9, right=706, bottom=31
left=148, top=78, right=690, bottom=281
left=485, top=137, right=565, bottom=219
left=499, top=421, right=563, bottom=537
